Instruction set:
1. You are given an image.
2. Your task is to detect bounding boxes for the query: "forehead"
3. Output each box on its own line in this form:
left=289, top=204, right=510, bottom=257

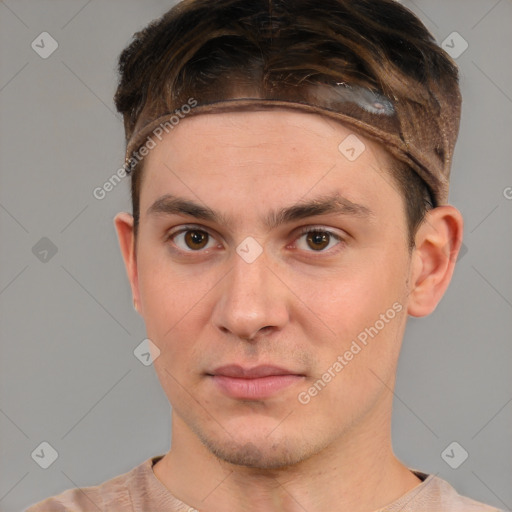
left=143, top=109, right=391, bottom=171
left=139, top=109, right=399, bottom=217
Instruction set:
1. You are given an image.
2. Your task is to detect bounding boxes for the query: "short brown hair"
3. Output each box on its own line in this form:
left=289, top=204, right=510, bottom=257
left=114, top=0, right=459, bottom=245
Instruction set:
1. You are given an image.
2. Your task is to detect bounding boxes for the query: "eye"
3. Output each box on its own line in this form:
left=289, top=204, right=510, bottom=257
left=294, top=228, right=343, bottom=253
left=168, top=227, right=219, bottom=252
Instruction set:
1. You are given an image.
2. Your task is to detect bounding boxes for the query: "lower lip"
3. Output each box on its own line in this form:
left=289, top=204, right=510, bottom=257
left=210, top=374, right=304, bottom=400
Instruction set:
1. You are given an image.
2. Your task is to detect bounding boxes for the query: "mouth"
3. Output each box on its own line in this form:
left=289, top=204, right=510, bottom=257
left=207, top=364, right=306, bottom=400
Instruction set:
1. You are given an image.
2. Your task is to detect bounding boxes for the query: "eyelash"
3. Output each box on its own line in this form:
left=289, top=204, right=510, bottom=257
left=166, top=224, right=346, bottom=258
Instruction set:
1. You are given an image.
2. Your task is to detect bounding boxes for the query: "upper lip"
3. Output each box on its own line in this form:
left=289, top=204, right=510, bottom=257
left=209, top=364, right=302, bottom=379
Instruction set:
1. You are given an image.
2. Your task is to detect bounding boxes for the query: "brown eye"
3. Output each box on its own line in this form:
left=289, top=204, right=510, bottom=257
left=169, top=228, right=217, bottom=252
left=184, top=230, right=209, bottom=250
left=306, top=231, right=331, bottom=251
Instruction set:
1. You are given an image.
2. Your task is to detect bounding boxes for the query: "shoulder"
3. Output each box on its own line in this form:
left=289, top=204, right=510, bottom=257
left=25, top=456, right=161, bottom=512
left=388, top=472, right=504, bottom=512
left=431, top=476, right=504, bottom=512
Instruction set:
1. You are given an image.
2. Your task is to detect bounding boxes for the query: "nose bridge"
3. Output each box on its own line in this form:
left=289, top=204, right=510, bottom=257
left=212, top=249, right=289, bottom=340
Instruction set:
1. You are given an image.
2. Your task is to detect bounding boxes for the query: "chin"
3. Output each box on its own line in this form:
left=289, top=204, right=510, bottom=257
left=196, top=429, right=318, bottom=470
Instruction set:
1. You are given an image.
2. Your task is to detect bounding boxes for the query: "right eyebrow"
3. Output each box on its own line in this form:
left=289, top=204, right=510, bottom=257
left=146, top=194, right=232, bottom=227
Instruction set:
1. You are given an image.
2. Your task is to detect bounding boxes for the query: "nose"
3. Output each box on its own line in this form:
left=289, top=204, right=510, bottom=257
left=211, top=250, right=290, bottom=341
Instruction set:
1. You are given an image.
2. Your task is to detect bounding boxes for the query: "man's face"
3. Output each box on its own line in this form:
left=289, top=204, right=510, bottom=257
left=131, top=110, right=413, bottom=468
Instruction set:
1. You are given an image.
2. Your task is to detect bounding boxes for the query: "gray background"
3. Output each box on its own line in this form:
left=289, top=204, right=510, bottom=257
left=0, top=1, right=510, bottom=511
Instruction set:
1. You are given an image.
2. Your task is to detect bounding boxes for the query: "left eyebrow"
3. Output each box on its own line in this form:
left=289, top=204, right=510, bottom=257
left=265, top=193, right=374, bottom=229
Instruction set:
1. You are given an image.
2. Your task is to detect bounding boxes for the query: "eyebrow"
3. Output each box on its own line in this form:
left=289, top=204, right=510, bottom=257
left=266, top=193, right=373, bottom=228
left=146, top=193, right=374, bottom=229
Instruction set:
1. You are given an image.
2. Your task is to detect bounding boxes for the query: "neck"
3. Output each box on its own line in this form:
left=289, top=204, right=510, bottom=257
left=153, top=399, right=421, bottom=512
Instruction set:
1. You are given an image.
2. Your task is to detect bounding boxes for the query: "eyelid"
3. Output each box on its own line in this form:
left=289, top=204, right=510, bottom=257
left=295, top=225, right=345, bottom=237
left=166, top=223, right=216, bottom=238
left=165, top=224, right=222, bottom=239
left=295, top=225, right=346, bottom=242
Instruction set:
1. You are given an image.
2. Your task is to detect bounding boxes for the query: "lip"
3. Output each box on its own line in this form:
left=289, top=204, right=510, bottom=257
left=207, top=365, right=305, bottom=400
left=210, top=364, right=301, bottom=378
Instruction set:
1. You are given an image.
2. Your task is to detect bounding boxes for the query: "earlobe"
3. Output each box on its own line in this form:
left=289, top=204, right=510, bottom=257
left=407, top=206, right=464, bottom=317
left=113, top=212, right=141, bottom=315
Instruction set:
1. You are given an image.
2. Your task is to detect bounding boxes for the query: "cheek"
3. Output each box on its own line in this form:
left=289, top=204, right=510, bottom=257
left=302, top=253, right=407, bottom=340
left=296, top=276, right=406, bottom=425
left=137, top=253, right=210, bottom=404
left=136, top=247, right=197, bottom=345
left=135, top=245, right=227, bottom=370
left=294, top=244, right=409, bottom=398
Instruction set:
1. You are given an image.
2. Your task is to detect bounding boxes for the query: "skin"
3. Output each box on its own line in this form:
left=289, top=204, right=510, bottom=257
left=115, top=110, right=463, bottom=512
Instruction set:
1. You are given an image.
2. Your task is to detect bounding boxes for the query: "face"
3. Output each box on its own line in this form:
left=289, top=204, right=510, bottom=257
left=124, top=110, right=414, bottom=468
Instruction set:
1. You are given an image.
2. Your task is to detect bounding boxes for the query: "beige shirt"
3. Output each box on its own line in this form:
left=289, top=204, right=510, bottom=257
left=26, top=455, right=503, bottom=512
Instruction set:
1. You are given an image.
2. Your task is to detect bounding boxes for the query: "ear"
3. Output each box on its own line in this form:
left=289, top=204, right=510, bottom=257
left=407, top=205, right=464, bottom=317
left=114, top=212, right=141, bottom=315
